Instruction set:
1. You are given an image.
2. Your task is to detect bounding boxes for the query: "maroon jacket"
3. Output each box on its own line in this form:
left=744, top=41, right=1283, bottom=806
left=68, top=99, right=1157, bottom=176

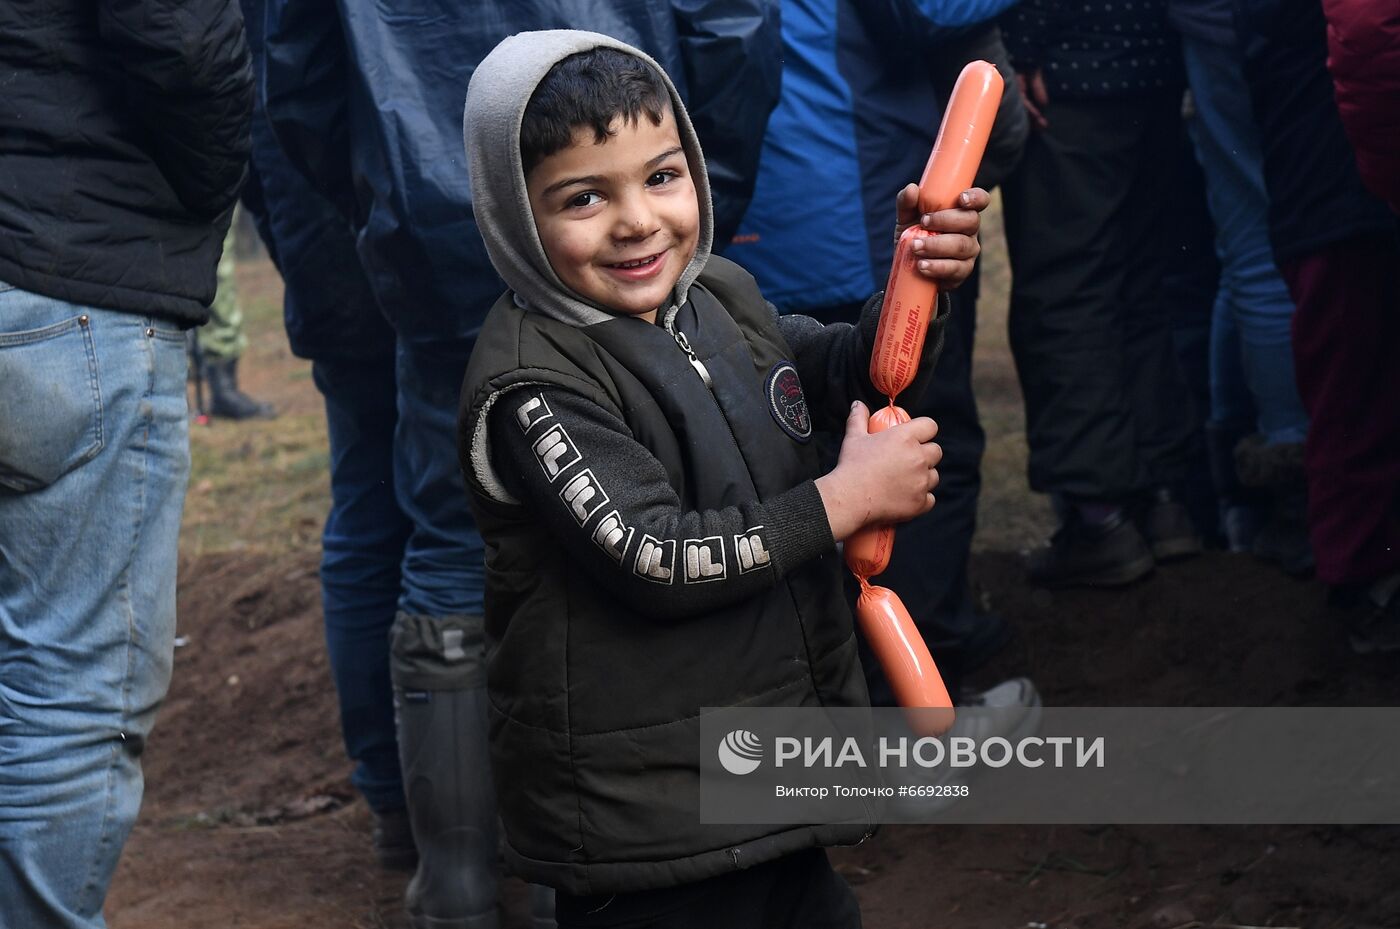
left=1323, top=0, right=1400, bottom=216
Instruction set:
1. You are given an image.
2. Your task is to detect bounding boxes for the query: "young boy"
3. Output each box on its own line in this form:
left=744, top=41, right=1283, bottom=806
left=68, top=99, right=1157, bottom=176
left=460, top=30, right=987, bottom=928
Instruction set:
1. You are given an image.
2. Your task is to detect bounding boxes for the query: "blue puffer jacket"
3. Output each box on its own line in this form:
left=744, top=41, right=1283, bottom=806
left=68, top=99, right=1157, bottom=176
left=261, top=0, right=781, bottom=346
left=726, top=0, right=1018, bottom=312
left=237, top=0, right=390, bottom=362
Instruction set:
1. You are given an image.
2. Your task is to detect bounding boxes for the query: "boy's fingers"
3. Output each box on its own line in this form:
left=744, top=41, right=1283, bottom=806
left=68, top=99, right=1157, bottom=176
left=917, top=258, right=976, bottom=282
left=895, top=183, right=921, bottom=227
left=845, top=400, right=870, bottom=438
left=919, top=207, right=982, bottom=236
left=902, top=416, right=938, bottom=443
left=912, top=232, right=980, bottom=260
left=957, top=188, right=991, bottom=211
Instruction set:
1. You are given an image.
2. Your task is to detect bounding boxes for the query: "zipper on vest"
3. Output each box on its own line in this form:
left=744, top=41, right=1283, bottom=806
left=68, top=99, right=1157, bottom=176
left=667, top=323, right=713, bottom=390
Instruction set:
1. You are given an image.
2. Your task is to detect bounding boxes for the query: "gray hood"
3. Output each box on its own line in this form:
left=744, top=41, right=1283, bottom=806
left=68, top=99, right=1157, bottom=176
left=463, top=30, right=714, bottom=328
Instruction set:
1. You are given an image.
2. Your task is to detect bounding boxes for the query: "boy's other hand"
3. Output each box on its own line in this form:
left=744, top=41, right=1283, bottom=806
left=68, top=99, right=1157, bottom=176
left=815, top=401, right=942, bottom=542
left=893, top=184, right=990, bottom=291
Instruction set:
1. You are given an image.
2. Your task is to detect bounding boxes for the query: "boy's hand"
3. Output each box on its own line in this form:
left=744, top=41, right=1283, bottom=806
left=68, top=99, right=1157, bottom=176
left=815, top=401, right=943, bottom=542
left=893, top=184, right=990, bottom=291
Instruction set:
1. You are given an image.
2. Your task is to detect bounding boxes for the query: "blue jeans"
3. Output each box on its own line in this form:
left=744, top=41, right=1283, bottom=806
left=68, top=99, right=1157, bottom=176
left=393, top=338, right=485, bottom=618
left=0, top=285, right=189, bottom=929
left=1182, top=37, right=1309, bottom=446
left=314, top=355, right=412, bottom=813
left=310, top=340, right=485, bottom=813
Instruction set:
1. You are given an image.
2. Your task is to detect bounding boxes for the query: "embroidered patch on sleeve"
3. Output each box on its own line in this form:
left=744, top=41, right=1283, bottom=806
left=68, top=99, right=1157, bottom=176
left=515, top=393, right=553, bottom=433
left=683, top=536, right=727, bottom=583
left=734, top=527, right=771, bottom=573
left=531, top=424, right=582, bottom=482
left=559, top=469, right=609, bottom=526
left=591, top=510, right=633, bottom=564
left=634, top=535, right=676, bottom=585
left=765, top=361, right=812, bottom=442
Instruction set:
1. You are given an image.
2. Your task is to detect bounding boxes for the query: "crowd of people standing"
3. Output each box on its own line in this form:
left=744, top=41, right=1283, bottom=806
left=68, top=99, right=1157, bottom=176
left=1, top=0, right=1396, bottom=927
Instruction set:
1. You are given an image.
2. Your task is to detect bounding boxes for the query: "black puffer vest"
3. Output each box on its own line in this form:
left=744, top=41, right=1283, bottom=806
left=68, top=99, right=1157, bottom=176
left=459, top=257, right=873, bottom=895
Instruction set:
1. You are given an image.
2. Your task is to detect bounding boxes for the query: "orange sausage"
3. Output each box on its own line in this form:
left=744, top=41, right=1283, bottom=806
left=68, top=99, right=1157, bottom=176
left=844, top=404, right=911, bottom=578
left=855, top=583, right=955, bottom=736
left=917, top=60, right=1005, bottom=215
left=869, top=229, right=937, bottom=400
left=868, top=61, right=1003, bottom=401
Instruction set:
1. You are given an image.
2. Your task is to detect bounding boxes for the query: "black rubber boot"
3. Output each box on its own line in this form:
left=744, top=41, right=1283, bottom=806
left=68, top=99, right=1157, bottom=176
left=204, top=357, right=276, bottom=420
left=391, top=613, right=500, bottom=929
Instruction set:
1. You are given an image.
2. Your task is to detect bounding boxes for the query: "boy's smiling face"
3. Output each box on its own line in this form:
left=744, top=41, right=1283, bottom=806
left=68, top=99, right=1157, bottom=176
left=526, top=108, right=699, bottom=324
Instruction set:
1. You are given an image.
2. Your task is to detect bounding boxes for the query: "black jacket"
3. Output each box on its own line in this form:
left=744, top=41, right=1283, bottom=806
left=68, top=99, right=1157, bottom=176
left=0, top=0, right=254, bottom=324
left=459, top=257, right=949, bottom=894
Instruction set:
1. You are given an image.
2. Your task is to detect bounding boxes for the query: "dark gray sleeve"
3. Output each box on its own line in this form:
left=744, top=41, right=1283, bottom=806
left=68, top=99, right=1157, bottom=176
left=775, top=290, right=952, bottom=432
left=488, top=387, right=835, bottom=621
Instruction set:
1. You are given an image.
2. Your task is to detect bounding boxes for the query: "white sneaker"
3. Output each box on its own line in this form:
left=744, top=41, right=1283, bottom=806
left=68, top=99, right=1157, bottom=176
left=882, top=677, right=1042, bottom=817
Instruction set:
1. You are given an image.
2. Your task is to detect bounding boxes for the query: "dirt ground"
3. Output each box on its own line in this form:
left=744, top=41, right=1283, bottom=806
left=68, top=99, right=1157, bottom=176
left=106, top=220, right=1400, bottom=929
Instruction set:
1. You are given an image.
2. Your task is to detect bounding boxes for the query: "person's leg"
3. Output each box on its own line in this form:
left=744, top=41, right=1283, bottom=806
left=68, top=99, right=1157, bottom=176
left=390, top=336, right=499, bottom=928
left=312, top=355, right=414, bottom=853
left=1003, top=98, right=1150, bottom=501
left=1183, top=38, right=1308, bottom=448
left=1111, top=93, right=1199, bottom=491
left=1109, top=92, right=1204, bottom=560
left=0, top=290, right=188, bottom=929
left=1001, top=96, right=1156, bottom=585
left=1283, top=233, right=1400, bottom=590
left=196, top=224, right=274, bottom=420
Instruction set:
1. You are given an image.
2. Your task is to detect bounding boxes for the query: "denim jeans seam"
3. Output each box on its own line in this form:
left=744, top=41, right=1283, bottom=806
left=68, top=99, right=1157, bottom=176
left=76, top=742, right=122, bottom=915
left=83, top=316, right=105, bottom=460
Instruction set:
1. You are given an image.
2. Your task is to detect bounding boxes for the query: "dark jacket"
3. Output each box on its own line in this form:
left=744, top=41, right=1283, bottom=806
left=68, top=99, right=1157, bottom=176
left=1235, top=0, right=1394, bottom=263
left=1322, top=0, right=1400, bottom=217
left=0, top=0, right=253, bottom=324
left=459, top=257, right=949, bottom=893
left=1166, top=0, right=1235, bottom=46
left=727, top=0, right=1024, bottom=313
left=236, top=0, right=390, bottom=361
left=1002, top=0, right=1182, bottom=99
left=261, top=0, right=781, bottom=347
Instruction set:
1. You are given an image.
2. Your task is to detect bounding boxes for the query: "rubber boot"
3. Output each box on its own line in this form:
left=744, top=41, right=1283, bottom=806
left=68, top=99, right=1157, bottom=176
left=391, top=612, right=500, bottom=929
left=204, top=356, right=276, bottom=420
left=527, top=885, right=556, bottom=929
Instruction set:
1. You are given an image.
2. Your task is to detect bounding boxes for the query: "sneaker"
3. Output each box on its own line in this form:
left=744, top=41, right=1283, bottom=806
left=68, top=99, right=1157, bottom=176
left=371, top=807, right=419, bottom=872
left=1027, top=511, right=1155, bottom=589
left=884, top=677, right=1043, bottom=817
left=1135, top=488, right=1202, bottom=562
left=1349, top=574, right=1400, bottom=655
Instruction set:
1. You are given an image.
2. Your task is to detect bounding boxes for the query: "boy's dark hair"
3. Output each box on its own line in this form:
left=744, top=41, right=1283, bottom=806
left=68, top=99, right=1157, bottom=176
left=520, top=47, right=671, bottom=176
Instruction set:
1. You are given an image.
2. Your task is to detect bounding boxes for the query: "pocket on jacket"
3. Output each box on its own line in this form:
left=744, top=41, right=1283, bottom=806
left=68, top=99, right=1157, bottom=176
left=0, top=315, right=104, bottom=492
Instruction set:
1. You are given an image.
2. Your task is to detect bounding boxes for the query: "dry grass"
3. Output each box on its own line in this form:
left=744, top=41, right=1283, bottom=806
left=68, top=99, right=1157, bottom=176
left=180, top=260, right=330, bottom=558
